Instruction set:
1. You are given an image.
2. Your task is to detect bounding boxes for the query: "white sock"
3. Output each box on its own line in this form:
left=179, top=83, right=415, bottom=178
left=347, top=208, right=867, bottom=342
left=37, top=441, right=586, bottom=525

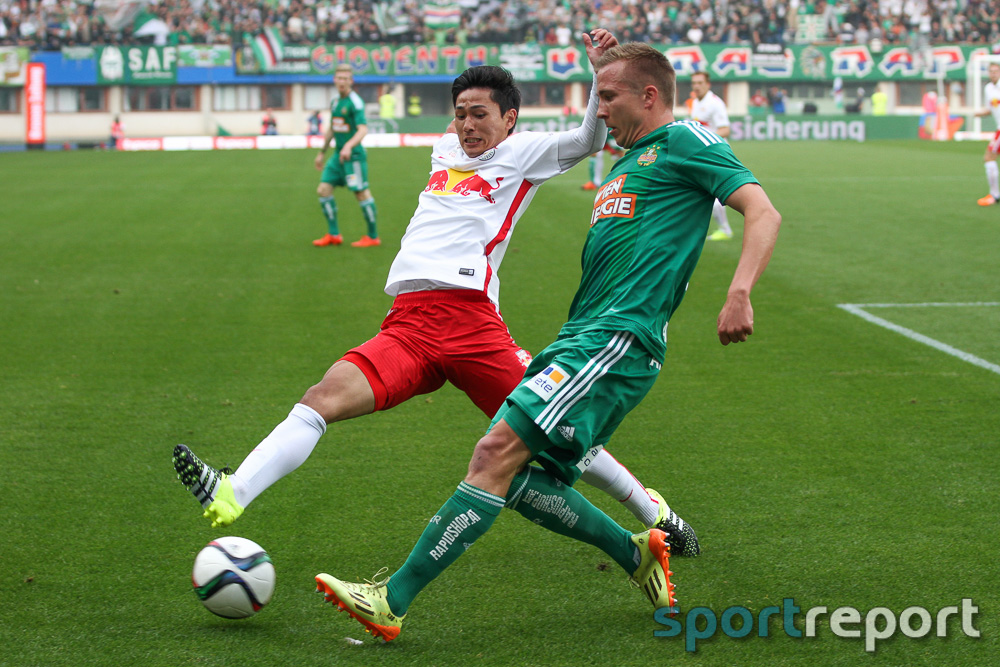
left=579, top=448, right=660, bottom=527
left=712, top=200, right=731, bottom=234
left=986, top=161, right=999, bottom=199
left=591, top=150, right=604, bottom=186
left=230, top=403, right=327, bottom=507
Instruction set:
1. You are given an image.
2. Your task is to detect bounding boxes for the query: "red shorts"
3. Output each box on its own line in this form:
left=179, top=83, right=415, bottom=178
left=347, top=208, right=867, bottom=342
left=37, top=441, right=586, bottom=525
left=341, top=290, right=532, bottom=417
left=989, top=130, right=1000, bottom=154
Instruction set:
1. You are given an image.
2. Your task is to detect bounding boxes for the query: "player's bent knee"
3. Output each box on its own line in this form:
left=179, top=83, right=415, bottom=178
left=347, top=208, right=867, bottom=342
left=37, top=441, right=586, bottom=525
left=317, top=183, right=333, bottom=197
left=300, top=362, right=375, bottom=422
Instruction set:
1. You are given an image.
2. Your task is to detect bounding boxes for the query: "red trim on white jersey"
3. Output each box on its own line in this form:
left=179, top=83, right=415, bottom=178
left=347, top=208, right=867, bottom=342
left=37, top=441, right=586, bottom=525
left=483, top=179, right=534, bottom=294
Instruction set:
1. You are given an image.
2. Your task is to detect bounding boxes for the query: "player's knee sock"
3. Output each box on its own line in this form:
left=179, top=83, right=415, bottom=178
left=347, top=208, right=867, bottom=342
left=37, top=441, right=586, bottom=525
left=319, top=196, right=339, bottom=235
left=385, top=482, right=503, bottom=615
left=580, top=448, right=660, bottom=527
left=359, top=197, right=378, bottom=238
left=506, top=466, right=639, bottom=575
left=590, top=151, right=604, bottom=186
left=713, top=200, right=731, bottom=234
left=229, top=403, right=326, bottom=507
left=986, top=161, right=999, bottom=199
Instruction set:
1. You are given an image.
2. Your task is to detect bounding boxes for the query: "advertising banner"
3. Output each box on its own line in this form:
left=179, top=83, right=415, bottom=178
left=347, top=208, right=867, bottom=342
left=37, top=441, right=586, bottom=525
left=1, top=46, right=30, bottom=86
left=25, top=63, right=45, bottom=145
left=96, top=45, right=178, bottom=85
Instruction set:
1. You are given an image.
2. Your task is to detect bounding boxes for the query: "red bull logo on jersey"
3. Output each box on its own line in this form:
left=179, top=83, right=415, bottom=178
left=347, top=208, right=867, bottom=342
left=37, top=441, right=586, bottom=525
left=666, top=46, right=708, bottom=77
left=590, top=175, right=636, bottom=227
left=831, top=46, right=874, bottom=77
left=424, top=168, right=503, bottom=203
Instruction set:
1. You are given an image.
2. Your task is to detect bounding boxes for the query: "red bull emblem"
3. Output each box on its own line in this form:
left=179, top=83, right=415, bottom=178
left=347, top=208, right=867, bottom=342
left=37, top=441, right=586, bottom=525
left=424, top=168, right=503, bottom=203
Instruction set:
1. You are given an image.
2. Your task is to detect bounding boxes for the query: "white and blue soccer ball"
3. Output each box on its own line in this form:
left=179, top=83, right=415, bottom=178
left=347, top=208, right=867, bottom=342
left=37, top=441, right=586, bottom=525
left=192, top=536, right=275, bottom=619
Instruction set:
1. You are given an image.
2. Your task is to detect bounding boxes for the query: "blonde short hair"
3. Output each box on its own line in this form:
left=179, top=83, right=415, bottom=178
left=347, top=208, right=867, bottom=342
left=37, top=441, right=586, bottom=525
left=596, top=43, right=675, bottom=109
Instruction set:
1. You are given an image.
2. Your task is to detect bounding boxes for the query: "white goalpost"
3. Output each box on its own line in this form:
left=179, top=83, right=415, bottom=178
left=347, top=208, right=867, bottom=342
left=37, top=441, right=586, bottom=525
left=954, top=52, right=1000, bottom=141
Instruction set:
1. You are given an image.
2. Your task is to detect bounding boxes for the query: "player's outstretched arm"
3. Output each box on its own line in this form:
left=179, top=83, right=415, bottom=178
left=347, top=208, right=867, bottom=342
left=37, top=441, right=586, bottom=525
left=716, top=183, right=781, bottom=345
left=583, top=28, right=618, bottom=68
left=554, top=29, right=618, bottom=169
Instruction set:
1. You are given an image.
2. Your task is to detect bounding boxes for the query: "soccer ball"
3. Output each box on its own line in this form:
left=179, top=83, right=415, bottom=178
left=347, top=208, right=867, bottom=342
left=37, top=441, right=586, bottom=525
left=192, top=536, right=275, bottom=619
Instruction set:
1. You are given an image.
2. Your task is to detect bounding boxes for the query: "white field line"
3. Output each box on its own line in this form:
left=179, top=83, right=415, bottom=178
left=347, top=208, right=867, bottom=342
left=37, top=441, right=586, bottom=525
left=837, top=302, right=1000, bottom=376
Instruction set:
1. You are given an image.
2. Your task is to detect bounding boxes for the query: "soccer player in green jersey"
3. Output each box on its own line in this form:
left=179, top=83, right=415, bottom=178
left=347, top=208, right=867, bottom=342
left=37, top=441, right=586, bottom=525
left=314, top=64, right=380, bottom=248
left=315, top=42, right=780, bottom=642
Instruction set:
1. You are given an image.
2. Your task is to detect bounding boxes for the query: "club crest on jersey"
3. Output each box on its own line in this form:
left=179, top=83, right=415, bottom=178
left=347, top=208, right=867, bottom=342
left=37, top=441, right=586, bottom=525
left=637, top=144, right=659, bottom=167
left=591, top=175, right=636, bottom=227
left=527, top=364, right=570, bottom=401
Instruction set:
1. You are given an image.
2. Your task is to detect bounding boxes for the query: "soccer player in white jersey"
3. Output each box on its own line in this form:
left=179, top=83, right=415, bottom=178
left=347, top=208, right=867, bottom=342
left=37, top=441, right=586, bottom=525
left=976, top=63, right=1000, bottom=206
left=173, top=29, right=699, bottom=560
left=691, top=71, right=734, bottom=239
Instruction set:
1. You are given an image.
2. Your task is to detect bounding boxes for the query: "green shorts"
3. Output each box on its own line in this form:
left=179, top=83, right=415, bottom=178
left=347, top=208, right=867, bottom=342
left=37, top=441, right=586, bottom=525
left=491, top=329, right=659, bottom=485
left=321, top=154, right=369, bottom=191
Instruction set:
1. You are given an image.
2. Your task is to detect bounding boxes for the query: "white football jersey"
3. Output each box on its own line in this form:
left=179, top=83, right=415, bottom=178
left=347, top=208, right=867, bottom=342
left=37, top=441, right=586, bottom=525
left=385, top=131, right=565, bottom=307
left=985, top=80, right=1000, bottom=126
left=690, top=90, right=730, bottom=136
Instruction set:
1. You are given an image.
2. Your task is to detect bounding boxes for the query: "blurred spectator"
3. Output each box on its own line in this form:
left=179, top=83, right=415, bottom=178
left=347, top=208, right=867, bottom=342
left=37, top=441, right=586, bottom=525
left=261, top=108, right=277, bottom=135
left=5, top=0, right=1000, bottom=49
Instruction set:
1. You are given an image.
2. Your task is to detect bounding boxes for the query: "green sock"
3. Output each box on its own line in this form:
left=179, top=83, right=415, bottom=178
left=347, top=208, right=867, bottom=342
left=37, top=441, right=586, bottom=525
left=507, top=466, right=639, bottom=574
left=360, top=197, right=378, bottom=238
left=589, top=157, right=600, bottom=185
left=386, top=482, right=504, bottom=616
left=319, top=196, right=338, bottom=235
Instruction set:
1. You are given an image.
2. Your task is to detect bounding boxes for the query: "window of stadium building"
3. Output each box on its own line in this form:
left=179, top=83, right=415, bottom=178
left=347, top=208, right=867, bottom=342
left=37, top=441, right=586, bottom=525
left=126, top=86, right=198, bottom=111
left=898, top=82, right=930, bottom=107
left=0, top=88, right=17, bottom=113
left=519, top=83, right=567, bottom=108
left=214, top=85, right=290, bottom=111
left=46, top=87, right=107, bottom=113
left=303, top=84, right=378, bottom=110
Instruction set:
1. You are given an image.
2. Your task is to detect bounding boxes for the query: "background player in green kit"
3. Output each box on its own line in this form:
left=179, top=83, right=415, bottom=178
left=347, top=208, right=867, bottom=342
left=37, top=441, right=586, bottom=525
left=313, top=64, right=380, bottom=248
left=315, top=42, right=781, bottom=641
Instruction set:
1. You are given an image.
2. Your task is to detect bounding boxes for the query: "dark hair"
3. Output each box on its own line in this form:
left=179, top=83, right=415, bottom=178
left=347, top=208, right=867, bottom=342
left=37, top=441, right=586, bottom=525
left=451, top=66, right=521, bottom=134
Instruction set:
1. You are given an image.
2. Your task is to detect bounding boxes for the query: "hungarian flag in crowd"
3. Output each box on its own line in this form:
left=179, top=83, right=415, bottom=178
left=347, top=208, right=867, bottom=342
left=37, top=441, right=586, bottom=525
left=424, top=1, right=460, bottom=30
left=252, top=27, right=285, bottom=70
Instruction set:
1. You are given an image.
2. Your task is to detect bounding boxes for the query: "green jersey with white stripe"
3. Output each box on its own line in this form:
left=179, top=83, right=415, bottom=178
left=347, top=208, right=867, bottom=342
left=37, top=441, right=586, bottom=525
left=559, top=120, right=759, bottom=361
left=329, top=90, right=367, bottom=159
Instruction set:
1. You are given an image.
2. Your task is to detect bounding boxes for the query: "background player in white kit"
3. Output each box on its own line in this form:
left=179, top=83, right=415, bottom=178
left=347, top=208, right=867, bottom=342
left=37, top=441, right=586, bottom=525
left=173, top=29, right=700, bottom=558
left=975, top=63, right=1000, bottom=206
left=690, top=71, right=734, bottom=240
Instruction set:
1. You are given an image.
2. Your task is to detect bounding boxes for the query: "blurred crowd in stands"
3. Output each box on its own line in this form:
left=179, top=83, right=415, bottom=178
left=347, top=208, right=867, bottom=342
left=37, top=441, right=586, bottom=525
left=2, top=0, right=999, bottom=51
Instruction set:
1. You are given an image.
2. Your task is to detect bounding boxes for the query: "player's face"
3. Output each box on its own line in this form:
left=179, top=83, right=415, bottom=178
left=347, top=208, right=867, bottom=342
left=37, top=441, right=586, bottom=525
left=691, top=75, right=710, bottom=99
left=454, top=88, right=517, bottom=157
left=597, top=60, right=649, bottom=150
left=334, top=71, right=353, bottom=95
left=990, top=65, right=1000, bottom=85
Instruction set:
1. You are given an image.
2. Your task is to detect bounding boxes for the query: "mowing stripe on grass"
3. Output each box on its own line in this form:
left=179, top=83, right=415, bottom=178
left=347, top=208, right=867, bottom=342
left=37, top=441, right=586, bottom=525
left=837, top=302, right=1000, bottom=376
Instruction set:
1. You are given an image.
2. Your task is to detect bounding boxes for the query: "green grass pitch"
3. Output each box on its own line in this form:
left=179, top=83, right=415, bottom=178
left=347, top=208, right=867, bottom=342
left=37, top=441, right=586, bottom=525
left=1, top=139, right=998, bottom=666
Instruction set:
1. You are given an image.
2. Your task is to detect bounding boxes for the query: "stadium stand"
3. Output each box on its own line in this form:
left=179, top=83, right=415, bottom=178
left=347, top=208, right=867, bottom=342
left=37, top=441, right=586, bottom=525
left=1, top=0, right=997, bottom=50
